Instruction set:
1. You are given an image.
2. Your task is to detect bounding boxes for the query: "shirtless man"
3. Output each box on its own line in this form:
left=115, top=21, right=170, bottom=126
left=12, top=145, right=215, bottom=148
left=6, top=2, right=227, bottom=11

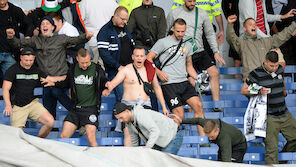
left=104, top=46, right=169, bottom=146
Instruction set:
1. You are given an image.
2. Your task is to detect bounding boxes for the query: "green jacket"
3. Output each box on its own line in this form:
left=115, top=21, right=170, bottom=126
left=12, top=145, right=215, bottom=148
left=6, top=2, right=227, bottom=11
left=8, top=33, right=88, bottom=76
left=182, top=118, right=246, bottom=162
left=127, top=3, right=166, bottom=50
left=226, top=22, right=296, bottom=80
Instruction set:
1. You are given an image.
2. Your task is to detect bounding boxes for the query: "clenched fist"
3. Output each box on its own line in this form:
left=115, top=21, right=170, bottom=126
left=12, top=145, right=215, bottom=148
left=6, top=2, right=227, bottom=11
left=227, top=15, right=237, bottom=24
left=6, top=28, right=15, bottom=39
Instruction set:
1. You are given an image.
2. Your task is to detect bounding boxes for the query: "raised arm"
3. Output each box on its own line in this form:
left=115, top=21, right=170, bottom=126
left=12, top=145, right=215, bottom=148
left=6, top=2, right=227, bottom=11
left=65, top=32, right=92, bottom=46
left=269, top=22, right=296, bottom=48
left=6, top=28, right=35, bottom=49
left=226, top=15, right=243, bottom=55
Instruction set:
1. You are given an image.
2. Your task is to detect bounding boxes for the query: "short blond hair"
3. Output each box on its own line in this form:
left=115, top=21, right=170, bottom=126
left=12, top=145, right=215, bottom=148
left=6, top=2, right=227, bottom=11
left=114, top=6, right=128, bottom=15
left=204, top=120, right=218, bottom=134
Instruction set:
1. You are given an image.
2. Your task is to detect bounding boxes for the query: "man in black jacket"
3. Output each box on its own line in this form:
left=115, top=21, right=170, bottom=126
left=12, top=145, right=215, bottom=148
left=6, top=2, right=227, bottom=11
left=172, top=115, right=247, bottom=162
left=27, top=0, right=70, bottom=31
left=43, top=48, right=109, bottom=146
left=127, top=0, right=166, bottom=50
left=0, top=0, right=33, bottom=79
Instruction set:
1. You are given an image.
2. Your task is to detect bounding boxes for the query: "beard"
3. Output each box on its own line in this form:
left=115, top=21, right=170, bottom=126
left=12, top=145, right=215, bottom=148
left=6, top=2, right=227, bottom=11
left=185, top=4, right=194, bottom=11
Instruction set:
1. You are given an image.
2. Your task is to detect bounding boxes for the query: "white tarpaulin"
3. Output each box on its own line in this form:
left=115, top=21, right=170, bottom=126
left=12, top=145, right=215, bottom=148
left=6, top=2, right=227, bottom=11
left=0, top=124, right=293, bottom=167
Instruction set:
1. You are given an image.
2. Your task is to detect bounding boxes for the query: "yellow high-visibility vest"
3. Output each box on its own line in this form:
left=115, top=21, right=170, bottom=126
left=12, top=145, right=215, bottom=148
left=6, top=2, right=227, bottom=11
left=119, top=0, right=142, bottom=16
left=171, top=0, right=222, bottom=22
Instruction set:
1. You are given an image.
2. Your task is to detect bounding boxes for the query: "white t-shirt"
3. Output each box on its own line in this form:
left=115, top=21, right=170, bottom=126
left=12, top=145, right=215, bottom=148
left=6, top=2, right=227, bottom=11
left=79, top=0, right=118, bottom=46
left=58, top=22, right=79, bottom=37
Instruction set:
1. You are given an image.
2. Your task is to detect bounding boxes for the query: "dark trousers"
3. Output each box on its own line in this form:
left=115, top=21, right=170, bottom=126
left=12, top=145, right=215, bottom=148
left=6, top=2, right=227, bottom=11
left=108, top=71, right=123, bottom=103
left=218, top=142, right=247, bottom=163
left=264, top=112, right=296, bottom=164
left=43, top=87, right=72, bottom=119
left=150, top=93, right=159, bottom=111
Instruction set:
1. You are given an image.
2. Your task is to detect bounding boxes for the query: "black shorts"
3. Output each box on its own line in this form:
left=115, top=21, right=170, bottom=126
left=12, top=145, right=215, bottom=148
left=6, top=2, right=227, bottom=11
left=229, top=47, right=241, bottom=60
left=161, top=81, right=198, bottom=110
left=192, top=50, right=216, bottom=72
left=64, top=106, right=98, bottom=128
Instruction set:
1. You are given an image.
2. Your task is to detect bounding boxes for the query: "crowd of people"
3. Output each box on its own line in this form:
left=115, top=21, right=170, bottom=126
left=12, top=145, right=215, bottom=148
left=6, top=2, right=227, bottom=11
left=1, top=0, right=296, bottom=164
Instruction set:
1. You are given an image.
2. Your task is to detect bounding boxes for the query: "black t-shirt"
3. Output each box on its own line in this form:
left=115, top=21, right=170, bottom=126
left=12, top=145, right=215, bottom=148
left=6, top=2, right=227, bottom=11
left=0, top=3, right=33, bottom=52
left=4, top=63, right=47, bottom=107
left=114, top=26, right=133, bottom=66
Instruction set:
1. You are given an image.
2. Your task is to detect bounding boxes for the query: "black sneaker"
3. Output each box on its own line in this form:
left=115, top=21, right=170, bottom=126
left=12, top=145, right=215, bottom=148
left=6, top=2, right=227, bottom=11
left=212, top=108, right=223, bottom=112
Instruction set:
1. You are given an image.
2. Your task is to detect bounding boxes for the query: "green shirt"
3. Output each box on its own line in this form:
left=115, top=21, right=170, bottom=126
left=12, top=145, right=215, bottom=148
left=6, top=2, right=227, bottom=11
left=182, top=118, right=246, bottom=162
left=74, top=63, right=97, bottom=107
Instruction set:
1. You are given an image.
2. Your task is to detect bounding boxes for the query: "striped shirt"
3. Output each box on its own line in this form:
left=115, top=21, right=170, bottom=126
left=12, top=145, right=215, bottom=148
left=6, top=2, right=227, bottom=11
left=255, top=0, right=267, bottom=34
left=246, top=65, right=287, bottom=117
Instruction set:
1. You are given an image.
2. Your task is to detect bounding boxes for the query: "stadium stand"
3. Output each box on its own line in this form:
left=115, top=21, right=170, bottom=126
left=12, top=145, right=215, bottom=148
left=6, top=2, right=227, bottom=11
left=1, top=66, right=296, bottom=164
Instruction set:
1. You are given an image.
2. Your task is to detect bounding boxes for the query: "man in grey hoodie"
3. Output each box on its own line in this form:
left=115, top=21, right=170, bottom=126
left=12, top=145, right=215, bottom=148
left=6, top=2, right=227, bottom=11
left=113, top=102, right=183, bottom=155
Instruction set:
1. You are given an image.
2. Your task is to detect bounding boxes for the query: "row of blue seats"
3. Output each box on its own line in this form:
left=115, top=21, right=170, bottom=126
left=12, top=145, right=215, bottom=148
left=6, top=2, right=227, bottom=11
left=218, top=65, right=296, bottom=75
left=46, top=134, right=295, bottom=164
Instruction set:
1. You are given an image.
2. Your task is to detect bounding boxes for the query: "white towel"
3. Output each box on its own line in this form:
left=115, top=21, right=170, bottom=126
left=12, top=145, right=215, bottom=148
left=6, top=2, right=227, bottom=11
left=244, top=94, right=267, bottom=141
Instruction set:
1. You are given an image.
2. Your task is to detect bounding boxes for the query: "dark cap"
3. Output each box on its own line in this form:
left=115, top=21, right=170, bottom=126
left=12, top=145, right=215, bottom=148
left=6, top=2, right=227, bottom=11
left=113, top=103, right=132, bottom=115
left=21, top=47, right=35, bottom=56
left=41, top=16, right=56, bottom=32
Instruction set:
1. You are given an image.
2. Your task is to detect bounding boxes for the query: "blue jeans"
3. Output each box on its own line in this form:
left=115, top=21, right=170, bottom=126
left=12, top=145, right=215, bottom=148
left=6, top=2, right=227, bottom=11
left=0, top=52, right=16, bottom=78
left=153, top=130, right=184, bottom=155
left=150, top=93, right=159, bottom=111
left=162, top=130, right=183, bottom=155
left=108, top=71, right=123, bottom=103
left=43, top=87, right=72, bottom=119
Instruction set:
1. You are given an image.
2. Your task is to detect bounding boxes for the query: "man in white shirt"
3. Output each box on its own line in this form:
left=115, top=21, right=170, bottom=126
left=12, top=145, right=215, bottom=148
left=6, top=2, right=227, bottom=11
left=79, top=0, right=118, bottom=69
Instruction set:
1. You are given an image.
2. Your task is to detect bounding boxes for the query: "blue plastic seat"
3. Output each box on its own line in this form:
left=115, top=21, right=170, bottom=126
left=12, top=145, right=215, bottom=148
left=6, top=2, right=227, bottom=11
left=219, top=83, right=243, bottom=91
left=100, top=102, right=116, bottom=111
left=279, top=152, right=296, bottom=162
left=243, top=153, right=265, bottom=164
left=221, top=117, right=244, bottom=125
left=0, top=100, right=5, bottom=112
left=199, top=147, right=218, bottom=160
left=182, top=136, right=209, bottom=144
left=177, top=147, right=198, bottom=158
left=223, top=108, right=246, bottom=117
left=218, top=67, right=242, bottom=75
left=53, top=138, right=81, bottom=145
left=98, top=137, right=123, bottom=146
left=0, top=117, right=10, bottom=125
left=224, top=100, right=248, bottom=108
left=34, top=87, right=43, bottom=96
left=219, top=78, right=243, bottom=84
